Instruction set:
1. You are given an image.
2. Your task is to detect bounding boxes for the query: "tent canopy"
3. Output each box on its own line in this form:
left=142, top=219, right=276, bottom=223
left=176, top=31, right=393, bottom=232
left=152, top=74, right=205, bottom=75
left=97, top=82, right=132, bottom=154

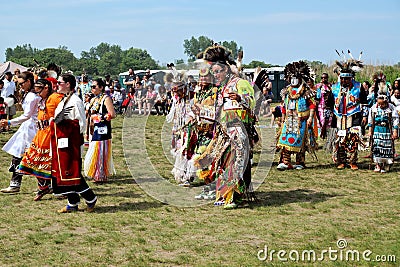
left=0, top=61, right=28, bottom=76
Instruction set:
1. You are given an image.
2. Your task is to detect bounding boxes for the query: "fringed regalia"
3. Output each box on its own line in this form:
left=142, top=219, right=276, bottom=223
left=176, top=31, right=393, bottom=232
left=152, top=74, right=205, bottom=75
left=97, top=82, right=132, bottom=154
left=213, top=76, right=255, bottom=206
left=368, top=103, right=398, bottom=165
left=166, top=97, right=194, bottom=183
left=84, top=94, right=115, bottom=182
left=315, top=83, right=334, bottom=141
left=188, top=85, right=216, bottom=184
left=331, top=81, right=367, bottom=163
left=277, top=83, right=317, bottom=164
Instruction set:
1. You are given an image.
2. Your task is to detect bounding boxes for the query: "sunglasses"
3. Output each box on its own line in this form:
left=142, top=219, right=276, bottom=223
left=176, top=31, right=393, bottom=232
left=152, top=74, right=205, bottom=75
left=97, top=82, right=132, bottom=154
left=19, top=80, right=27, bottom=86
left=57, top=81, right=66, bottom=85
left=212, top=69, right=225, bottom=74
left=91, top=85, right=97, bottom=89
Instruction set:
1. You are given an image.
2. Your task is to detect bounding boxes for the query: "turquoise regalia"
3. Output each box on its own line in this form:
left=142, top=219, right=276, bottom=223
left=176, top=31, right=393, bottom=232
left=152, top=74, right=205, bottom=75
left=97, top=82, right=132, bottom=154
left=277, top=84, right=314, bottom=153
left=332, top=80, right=361, bottom=130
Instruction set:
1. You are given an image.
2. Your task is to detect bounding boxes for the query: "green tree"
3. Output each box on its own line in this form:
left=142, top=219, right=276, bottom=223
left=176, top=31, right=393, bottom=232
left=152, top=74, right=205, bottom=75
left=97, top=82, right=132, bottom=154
left=5, top=44, right=39, bottom=68
left=183, top=36, right=214, bottom=61
left=243, top=60, right=272, bottom=69
left=219, top=40, right=242, bottom=60
left=35, top=46, right=78, bottom=72
left=120, top=47, right=159, bottom=72
left=183, top=36, right=243, bottom=62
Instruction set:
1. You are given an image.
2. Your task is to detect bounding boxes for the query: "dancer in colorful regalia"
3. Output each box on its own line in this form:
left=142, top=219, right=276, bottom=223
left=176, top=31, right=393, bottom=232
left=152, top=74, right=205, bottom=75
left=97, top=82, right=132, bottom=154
left=276, top=61, right=317, bottom=171
left=166, top=70, right=194, bottom=185
left=331, top=50, right=368, bottom=170
left=195, top=45, right=255, bottom=209
left=367, top=94, right=398, bottom=173
left=18, top=79, right=64, bottom=200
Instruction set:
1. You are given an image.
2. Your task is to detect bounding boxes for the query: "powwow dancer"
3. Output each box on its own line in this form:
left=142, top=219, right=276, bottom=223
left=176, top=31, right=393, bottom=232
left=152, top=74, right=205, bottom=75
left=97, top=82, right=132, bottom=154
left=331, top=50, right=368, bottom=170
left=276, top=61, right=317, bottom=171
left=315, top=73, right=334, bottom=140
left=367, top=95, right=398, bottom=173
left=166, top=69, right=194, bottom=186
left=196, top=45, right=255, bottom=209
left=18, top=79, right=64, bottom=200
left=51, top=74, right=97, bottom=213
left=189, top=59, right=220, bottom=200
left=84, top=78, right=116, bottom=183
left=0, top=71, right=41, bottom=193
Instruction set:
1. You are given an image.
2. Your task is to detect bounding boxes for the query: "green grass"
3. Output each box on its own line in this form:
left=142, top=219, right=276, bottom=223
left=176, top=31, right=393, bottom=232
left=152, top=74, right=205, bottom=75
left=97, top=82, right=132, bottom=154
left=0, top=114, right=398, bottom=266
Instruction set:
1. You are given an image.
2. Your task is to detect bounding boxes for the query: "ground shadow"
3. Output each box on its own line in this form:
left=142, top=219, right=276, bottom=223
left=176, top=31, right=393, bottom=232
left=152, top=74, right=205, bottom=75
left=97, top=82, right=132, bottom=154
left=250, top=188, right=339, bottom=208
left=89, top=200, right=165, bottom=213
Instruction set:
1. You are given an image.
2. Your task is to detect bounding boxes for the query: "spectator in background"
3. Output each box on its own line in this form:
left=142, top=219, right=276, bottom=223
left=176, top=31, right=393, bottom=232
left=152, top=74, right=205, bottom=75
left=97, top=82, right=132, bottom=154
left=154, top=85, right=168, bottom=115
left=78, top=74, right=90, bottom=99
left=0, top=80, right=4, bottom=99
left=362, top=81, right=371, bottom=95
left=391, top=88, right=400, bottom=107
left=141, top=75, right=152, bottom=89
left=0, top=97, right=7, bottom=131
left=2, top=72, right=16, bottom=99
left=12, top=69, right=20, bottom=83
left=391, top=79, right=400, bottom=96
left=135, top=82, right=146, bottom=115
left=145, top=69, right=152, bottom=78
left=123, top=68, right=136, bottom=91
left=105, top=74, right=112, bottom=88
left=1, top=72, right=16, bottom=120
left=259, top=86, right=273, bottom=117
left=144, top=85, right=157, bottom=115
left=270, top=100, right=284, bottom=128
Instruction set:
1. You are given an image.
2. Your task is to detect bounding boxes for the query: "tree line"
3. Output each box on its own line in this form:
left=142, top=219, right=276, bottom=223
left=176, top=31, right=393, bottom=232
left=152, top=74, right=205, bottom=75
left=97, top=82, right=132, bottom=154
left=4, top=36, right=400, bottom=84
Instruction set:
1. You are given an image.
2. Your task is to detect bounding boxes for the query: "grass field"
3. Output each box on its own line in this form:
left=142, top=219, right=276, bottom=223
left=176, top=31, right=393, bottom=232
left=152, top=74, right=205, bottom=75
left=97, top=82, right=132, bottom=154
left=0, top=114, right=398, bottom=266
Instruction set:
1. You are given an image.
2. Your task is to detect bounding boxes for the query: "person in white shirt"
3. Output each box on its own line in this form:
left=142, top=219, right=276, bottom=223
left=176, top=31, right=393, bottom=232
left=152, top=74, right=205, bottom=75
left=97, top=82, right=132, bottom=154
left=1, top=72, right=16, bottom=99
left=2, top=71, right=17, bottom=119
left=0, top=71, right=41, bottom=193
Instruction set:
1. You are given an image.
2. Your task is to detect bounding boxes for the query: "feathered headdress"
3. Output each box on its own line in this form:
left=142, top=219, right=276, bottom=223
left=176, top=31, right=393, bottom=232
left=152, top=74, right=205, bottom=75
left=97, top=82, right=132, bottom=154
left=253, top=67, right=269, bottom=89
left=284, top=61, right=312, bottom=83
left=202, top=45, right=236, bottom=66
left=334, top=49, right=364, bottom=77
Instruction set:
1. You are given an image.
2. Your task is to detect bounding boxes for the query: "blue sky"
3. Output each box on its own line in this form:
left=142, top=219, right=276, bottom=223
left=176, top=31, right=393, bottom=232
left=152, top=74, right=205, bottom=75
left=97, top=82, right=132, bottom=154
left=1, top=0, right=399, bottom=67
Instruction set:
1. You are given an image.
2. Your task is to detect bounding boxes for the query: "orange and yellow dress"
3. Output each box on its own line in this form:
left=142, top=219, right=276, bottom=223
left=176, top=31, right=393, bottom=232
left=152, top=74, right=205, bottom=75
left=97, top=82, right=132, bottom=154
left=19, top=93, right=64, bottom=179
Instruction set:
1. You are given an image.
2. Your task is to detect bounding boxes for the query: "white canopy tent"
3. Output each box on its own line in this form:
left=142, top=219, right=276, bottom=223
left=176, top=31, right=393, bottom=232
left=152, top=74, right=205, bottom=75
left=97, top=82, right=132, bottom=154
left=0, top=61, right=28, bottom=76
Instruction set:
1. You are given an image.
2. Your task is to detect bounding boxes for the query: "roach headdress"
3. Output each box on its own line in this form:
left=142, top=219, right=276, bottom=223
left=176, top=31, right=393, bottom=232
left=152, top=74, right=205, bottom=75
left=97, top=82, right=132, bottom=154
left=284, top=60, right=312, bottom=83
left=334, top=49, right=364, bottom=77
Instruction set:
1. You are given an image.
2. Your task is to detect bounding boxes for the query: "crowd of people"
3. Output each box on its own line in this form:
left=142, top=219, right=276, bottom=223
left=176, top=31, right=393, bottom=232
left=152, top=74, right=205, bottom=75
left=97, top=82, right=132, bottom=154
left=0, top=66, right=116, bottom=212
left=1, top=47, right=400, bottom=211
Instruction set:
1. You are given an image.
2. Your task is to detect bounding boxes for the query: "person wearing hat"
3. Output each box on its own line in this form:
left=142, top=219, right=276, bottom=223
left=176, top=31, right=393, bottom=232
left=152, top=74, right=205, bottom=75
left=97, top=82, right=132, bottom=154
left=331, top=54, right=368, bottom=170
left=366, top=94, right=398, bottom=173
left=0, top=71, right=41, bottom=193
left=18, top=79, right=64, bottom=200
